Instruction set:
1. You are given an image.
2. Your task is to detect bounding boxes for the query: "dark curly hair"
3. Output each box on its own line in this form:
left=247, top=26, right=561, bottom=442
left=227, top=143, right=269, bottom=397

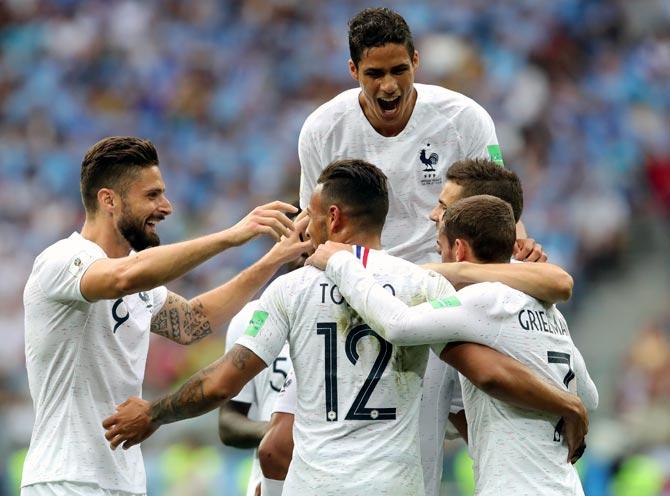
left=348, top=7, right=415, bottom=67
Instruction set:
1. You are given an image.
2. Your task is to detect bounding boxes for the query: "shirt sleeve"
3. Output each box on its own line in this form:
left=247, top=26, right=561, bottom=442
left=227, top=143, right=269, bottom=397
left=235, top=279, right=291, bottom=367
left=460, top=102, right=502, bottom=165
left=35, top=245, right=103, bottom=303
left=298, top=119, right=322, bottom=209
left=226, top=305, right=259, bottom=405
left=422, top=270, right=457, bottom=355
left=150, top=286, right=168, bottom=316
left=325, top=251, right=503, bottom=347
left=571, top=344, right=599, bottom=411
left=271, top=367, right=297, bottom=415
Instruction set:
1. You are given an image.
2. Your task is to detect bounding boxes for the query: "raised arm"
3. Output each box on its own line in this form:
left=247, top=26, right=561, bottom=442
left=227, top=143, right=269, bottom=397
left=423, top=261, right=573, bottom=303
left=149, top=216, right=311, bottom=345
left=81, top=201, right=297, bottom=301
left=102, top=344, right=267, bottom=450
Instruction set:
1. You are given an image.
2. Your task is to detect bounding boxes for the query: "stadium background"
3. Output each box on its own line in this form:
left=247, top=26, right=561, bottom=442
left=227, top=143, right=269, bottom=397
left=1, top=0, right=669, bottom=494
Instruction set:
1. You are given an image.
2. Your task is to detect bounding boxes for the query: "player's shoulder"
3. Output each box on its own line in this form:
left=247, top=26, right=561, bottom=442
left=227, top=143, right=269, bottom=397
left=226, top=299, right=261, bottom=346
left=458, top=281, right=521, bottom=300
left=416, top=83, right=491, bottom=120
left=269, top=265, right=327, bottom=292
left=369, top=250, right=446, bottom=286
left=416, top=83, right=482, bottom=109
left=34, top=232, right=102, bottom=267
left=230, top=299, right=261, bottom=324
left=301, top=88, right=360, bottom=135
left=457, top=281, right=547, bottom=314
left=368, top=250, right=417, bottom=272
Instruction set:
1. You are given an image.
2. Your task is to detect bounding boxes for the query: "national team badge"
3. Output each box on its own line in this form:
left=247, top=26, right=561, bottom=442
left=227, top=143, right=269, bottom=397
left=419, top=143, right=442, bottom=186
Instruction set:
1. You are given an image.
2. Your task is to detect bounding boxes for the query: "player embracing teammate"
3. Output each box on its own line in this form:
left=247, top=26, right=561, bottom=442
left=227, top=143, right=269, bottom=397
left=19, top=7, right=597, bottom=496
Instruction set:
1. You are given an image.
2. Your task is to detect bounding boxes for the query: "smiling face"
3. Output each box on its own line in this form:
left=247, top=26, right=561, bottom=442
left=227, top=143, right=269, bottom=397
left=115, top=166, right=172, bottom=251
left=349, top=43, right=419, bottom=137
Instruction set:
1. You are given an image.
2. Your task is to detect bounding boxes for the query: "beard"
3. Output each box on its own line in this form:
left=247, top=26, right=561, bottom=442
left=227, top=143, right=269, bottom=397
left=117, top=205, right=161, bottom=252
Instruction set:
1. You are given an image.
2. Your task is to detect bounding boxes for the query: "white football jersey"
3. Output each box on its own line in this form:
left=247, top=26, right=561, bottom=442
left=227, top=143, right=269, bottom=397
left=299, top=83, right=498, bottom=495
left=22, top=232, right=167, bottom=493
left=236, top=248, right=455, bottom=496
left=299, top=83, right=500, bottom=265
left=324, top=252, right=598, bottom=496
left=224, top=300, right=292, bottom=496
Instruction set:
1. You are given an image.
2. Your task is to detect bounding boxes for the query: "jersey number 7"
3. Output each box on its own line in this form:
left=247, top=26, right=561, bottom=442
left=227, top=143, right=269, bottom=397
left=547, top=350, right=575, bottom=442
left=317, top=322, right=396, bottom=422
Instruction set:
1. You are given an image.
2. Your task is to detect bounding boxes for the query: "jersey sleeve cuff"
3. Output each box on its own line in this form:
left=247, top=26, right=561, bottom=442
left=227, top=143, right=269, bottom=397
left=234, top=337, right=274, bottom=367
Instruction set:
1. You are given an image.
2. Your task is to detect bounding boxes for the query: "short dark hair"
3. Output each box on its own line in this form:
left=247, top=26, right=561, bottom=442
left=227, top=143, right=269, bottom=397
left=446, top=158, right=523, bottom=222
left=441, top=195, right=516, bottom=263
left=348, top=8, right=415, bottom=67
left=80, top=136, right=159, bottom=213
left=317, top=159, right=389, bottom=233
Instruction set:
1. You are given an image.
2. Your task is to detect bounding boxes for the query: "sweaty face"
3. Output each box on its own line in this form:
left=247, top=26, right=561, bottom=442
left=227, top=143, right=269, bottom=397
left=429, top=181, right=464, bottom=224
left=351, top=43, right=419, bottom=137
left=116, top=166, right=172, bottom=251
left=306, top=186, right=329, bottom=249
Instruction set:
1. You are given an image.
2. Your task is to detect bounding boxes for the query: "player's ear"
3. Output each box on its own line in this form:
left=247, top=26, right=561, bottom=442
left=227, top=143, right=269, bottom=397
left=454, top=239, right=468, bottom=263
left=98, top=188, right=116, bottom=214
left=328, top=204, right=343, bottom=234
left=348, top=59, right=359, bottom=82
left=412, top=49, right=419, bottom=69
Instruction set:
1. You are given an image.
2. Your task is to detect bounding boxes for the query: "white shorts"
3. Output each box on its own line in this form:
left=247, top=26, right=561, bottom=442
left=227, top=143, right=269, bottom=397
left=271, top=368, right=297, bottom=415
left=21, top=482, right=146, bottom=496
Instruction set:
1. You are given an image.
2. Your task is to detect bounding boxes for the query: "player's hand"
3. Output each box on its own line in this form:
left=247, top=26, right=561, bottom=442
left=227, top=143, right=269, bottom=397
left=305, top=241, right=352, bottom=270
left=561, top=396, right=589, bottom=464
left=102, top=397, right=158, bottom=450
left=226, top=201, right=298, bottom=245
left=513, top=238, right=547, bottom=262
left=266, top=216, right=313, bottom=266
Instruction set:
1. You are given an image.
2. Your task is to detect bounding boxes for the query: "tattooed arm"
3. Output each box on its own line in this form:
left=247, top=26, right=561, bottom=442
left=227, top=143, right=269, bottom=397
left=150, top=292, right=213, bottom=344
left=150, top=217, right=311, bottom=345
left=102, top=345, right=266, bottom=449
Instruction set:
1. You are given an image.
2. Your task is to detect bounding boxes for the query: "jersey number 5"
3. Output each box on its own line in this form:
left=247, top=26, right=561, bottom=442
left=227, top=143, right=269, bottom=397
left=317, top=322, right=396, bottom=422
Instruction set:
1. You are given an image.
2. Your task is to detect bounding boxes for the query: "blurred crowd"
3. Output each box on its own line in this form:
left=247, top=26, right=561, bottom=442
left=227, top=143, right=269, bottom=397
left=1, top=0, right=670, bottom=494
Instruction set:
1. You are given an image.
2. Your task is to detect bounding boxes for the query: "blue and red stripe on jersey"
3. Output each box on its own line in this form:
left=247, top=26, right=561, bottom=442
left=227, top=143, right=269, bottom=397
left=353, top=245, right=370, bottom=268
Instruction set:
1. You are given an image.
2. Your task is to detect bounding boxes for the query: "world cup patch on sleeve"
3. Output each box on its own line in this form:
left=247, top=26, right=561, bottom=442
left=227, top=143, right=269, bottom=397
left=67, top=251, right=94, bottom=277
left=245, top=310, right=269, bottom=337
left=487, top=144, right=504, bottom=166
left=429, top=296, right=461, bottom=309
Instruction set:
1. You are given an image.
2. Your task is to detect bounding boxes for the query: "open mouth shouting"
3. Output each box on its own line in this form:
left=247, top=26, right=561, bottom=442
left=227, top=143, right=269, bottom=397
left=377, top=95, right=401, bottom=118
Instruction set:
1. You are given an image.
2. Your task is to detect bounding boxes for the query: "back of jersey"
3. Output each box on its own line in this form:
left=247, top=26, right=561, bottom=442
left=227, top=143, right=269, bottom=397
left=457, top=282, right=597, bottom=496
left=237, top=249, right=454, bottom=496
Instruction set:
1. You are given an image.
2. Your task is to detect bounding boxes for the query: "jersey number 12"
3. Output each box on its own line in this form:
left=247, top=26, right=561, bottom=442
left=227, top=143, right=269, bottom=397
left=317, top=322, right=396, bottom=422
